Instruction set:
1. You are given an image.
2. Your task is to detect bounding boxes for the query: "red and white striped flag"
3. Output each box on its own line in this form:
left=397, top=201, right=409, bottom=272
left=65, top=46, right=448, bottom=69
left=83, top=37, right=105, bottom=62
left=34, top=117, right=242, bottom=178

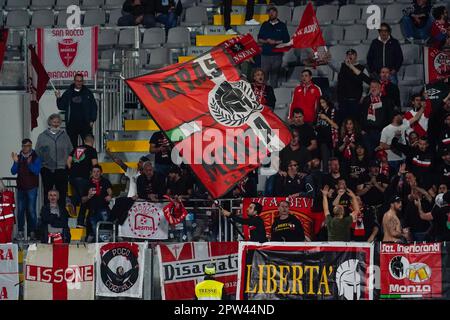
left=24, top=244, right=95, bottom=300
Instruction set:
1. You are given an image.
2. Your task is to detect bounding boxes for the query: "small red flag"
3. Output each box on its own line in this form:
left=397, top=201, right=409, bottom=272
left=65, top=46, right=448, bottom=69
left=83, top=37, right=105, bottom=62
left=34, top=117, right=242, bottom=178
left=28, top=44, right=50, bottom=130
left=0, top=29, right=8, bottom=71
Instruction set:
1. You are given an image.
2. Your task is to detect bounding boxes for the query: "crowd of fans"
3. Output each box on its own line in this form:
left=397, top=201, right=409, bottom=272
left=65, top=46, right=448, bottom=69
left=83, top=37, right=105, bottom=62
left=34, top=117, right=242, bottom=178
left=1, top=1, right=450, bottom=245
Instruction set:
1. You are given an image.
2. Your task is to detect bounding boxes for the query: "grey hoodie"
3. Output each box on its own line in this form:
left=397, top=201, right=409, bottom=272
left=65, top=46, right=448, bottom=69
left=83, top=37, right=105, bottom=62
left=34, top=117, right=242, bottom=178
left=35, top=129, right=73, bottom=171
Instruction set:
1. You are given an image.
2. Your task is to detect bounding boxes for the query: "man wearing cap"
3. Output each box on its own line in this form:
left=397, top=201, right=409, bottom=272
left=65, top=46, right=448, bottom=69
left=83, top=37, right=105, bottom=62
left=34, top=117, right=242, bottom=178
left=382, top=196, right=409, bottom=242
left=195, top=264, right=225, bottom=300
left=257, top=6, right=290, bottom=88
left=221, top=202, right=267, bottom=243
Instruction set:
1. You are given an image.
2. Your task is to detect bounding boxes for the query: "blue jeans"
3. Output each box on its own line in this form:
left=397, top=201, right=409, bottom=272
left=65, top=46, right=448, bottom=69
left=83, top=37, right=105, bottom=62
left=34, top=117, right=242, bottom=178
left=117, top=12, right=156, bottom=28
left=401, top=16, right=433, bottom=40
left=389, top=73, right=399, bottom=85
left=156, top=12, right=177, bottom=30
left=155, top=163, right=171, bottom=180
left=89, top=209, right=109, bottom=238
left=69, top=177, right=89, bottom=226
left=17, top=188, right=38, bottom=232
left=363, top=129, right=381, bottom=158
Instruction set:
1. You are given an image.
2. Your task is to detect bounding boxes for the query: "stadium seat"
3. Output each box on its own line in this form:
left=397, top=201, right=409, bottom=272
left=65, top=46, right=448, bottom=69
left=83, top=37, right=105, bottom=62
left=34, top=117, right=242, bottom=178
left=391, top=23, right=405, bottom=43
left=98, top=28, right=118, bottom=48
left=26, top=29, right=36, bottom=45
left=104, top=0, right=123, bottom=10
left=399, top=85, right=411, bottom=109
left=142, top=27, right=165, bottom=48
left=231, top=6, right=245, bottom=15
left=354, top=0, right=372, bottom=4
left=181, top=6, right=208, bottom=27
left=335, top=5, right=361, bottom=26
left=400, top=64, right=424, bottom=86
left=290, top=5, right=306, bottom=26
left=30, top=0, right=55, bottom=10
left=373, top=0, right=394, bottom=5
left=286, top=66, right=304, bottom=84
left=316, top=64, right=334, bottom=79
left=273, top=87, right=292, bottom=108
left=254, top=4, right=269, bottom=15
left=383, top=4, right=404, bottom=24
left=329, top=45, right=351, bottom=68
left=5, top=0, right=30, bottom=10
left=401, top=44, right=420, bottom=65
left=321, top=25, right=344, bottom=46
left=0, top=10, right=4, bottom=25
left=107, top=8, right=122, bottom=26
left=316, top=5, right=339, bottom=26
left=274, top=107, right=289, bottom=120
left=236, top=25, right=260, bottom=38
left=138, top=49, right=148, bottom=67
left=31, top=10, right=55, bottom=28
left=187, top=46, right=212, bottom=56
left=197, top=0, right=217, bottom=8
left=55, top=0, right=80, bottom=10
left=341, top=25, right=366, bottom=45
left=147, top=47, right=170, bottom=69
left=166, top=27, right=190, bottom=49
left=81, top=0, right=104, bottom=10
left=6, top=11, right=30, bottom=28
left=179, top=0, right=197, bottom=9
left=83, top=9, right=106, bottom=26
left=0, top=0, right=5, bottom=9
left=364, top=28, right=378, bottom=44
left=353, top=43, right=370, bottom=64
left=275, top=5, right=292, bottom=24
left=118, top=28, right=137, bottom=48
left=56, top=11, right=70, bottom=27
left=203, top=25, right=227, bottom=35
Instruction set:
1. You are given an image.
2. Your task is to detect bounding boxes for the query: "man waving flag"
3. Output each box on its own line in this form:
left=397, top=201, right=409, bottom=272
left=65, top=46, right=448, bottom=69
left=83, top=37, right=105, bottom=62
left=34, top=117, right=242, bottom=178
left=126, top=35, right=291, bottom=198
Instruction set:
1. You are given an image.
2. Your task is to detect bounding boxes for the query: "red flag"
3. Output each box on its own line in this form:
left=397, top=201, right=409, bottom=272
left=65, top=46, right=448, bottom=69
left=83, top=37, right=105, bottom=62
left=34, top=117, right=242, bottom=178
left=28, top=45, right=50, bottom=130
left=126, top=47, right=291, bottom=199
left=219, top=33, right=261, bottom=64
left=424, top=46, right=450, bottom=84
left=274, top=2, right=325, bottom=53
left=0, top=29, right=8, bottom=71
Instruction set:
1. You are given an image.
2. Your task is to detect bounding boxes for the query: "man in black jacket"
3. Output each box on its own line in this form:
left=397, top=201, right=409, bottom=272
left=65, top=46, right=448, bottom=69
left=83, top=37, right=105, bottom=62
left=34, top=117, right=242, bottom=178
left=271, top=200, right=305, bottom=241
left=367, top=23, right=404, bottom=85
left=56, top=73, right=98, bottom=148
left=117, top=0, right=156, bottom=28
left=221, top=202, right=267, bottom=243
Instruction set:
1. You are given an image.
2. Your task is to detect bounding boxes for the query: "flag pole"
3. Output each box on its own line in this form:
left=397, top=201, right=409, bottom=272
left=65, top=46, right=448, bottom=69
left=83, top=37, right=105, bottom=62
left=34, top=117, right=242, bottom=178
left=49, top=77, right=57, bottom=92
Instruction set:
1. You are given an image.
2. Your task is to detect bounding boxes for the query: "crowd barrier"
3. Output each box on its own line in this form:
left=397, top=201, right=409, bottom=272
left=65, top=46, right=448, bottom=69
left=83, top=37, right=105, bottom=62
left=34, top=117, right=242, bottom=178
left=1, top=241, right=449, bottom=300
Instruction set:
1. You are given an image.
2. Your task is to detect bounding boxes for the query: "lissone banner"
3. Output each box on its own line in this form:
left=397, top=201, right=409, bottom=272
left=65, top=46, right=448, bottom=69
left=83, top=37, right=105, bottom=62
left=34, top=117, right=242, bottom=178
left=125, top=35, right=291, bottom=198
left=242, top=197, right=325, bottom=241
left=0, top=244, right=19, bottom=300
left=424, top=46, right=450, bottom=84
left=237, top=242, right=374, bottom=300
left=96, top=242, right=146, bottom=298
left=118, top=201, right=169, bottom=240
left=24, top=243, right=95, bottom=300
left=379, top=242, right=450, bottom=299
left=36, top=27, right=98, bottom=80
left=157, top=242, right=239, bottom=300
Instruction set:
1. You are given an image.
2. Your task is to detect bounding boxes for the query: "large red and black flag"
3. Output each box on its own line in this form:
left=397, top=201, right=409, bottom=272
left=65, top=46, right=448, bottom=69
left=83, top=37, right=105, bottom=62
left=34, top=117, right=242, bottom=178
left=126, top=35, right=291, bottom=198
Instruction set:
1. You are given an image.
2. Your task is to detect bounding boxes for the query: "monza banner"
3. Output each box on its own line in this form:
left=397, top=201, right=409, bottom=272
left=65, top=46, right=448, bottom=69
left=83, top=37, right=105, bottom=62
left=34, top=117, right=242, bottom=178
left=237, top=242, right=374, bottom=300
left=118, top=201, right=169, bottom=240
left=125, top=38, right=291, bottom=199
left=157, top=242, right=239, bottom=300
left=24, top=244, right=95, bottom=300
left=424, top=46, right=450, bottom=84
left=242, top=197, right=325, bottom=241
left=36, top=27, right=98, bottom=80
left=379, top=242, right=450, bottom=299
left=0, top=244, right=19, bottom=300
left=96, top=242, right=146, bottom=298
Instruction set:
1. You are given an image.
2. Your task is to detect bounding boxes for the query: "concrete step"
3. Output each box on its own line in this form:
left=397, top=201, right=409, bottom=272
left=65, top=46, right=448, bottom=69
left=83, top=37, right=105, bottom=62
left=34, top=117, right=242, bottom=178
left=105, top=130, right=156, bottom=141
left=105, top=140, right=150, bottom=153
left=123, top=108, right=151, bottom=120
left=124, top=119, right=160, bottom=131
left=98, top=152, right=153, bottom=162
left=213, top=14, right=268, bottom=26
left=196, top=34, right=236, bottom=47
left=179, top=56, right=194, bottom=63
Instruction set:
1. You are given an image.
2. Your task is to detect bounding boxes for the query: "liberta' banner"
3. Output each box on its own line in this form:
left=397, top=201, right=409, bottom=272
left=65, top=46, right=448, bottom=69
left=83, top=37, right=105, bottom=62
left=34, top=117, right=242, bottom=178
left=118, top=201, right=169, bottom=240
left=424, top=46, right=450, bottom=84
left=126, top=42, right=291, bottom=198
left=157, top=242, right=239, bottom=300
left=37, top=27, right=98, bottom=80
left=0, top=244, right=19, bottom=300
left=96, top=242, right=146, bottom=298
left=242, top=197, right=324, bottom=240
left=379, top=242, right=448, bottom=299
left=237, top=242, right=374, bottom=300
left=24, top=244, right=95, bottom=300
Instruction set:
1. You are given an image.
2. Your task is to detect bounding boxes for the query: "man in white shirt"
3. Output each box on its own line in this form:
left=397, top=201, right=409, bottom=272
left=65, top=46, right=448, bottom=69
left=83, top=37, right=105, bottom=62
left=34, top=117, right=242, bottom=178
left=378, top=109, right=425, bottom=172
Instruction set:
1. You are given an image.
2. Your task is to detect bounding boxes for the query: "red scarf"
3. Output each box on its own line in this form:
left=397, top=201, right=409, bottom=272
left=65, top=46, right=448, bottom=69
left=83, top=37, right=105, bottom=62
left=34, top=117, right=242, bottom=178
left=92, top=178, right=101, bottom=196
left=48, top=232, right=63, bottom=244
left=380, top=80, right=389, bottom=97
left=380, top=161, right=390, bottom=177
left=252, top=83, right=267, bottom=105
left=163, top=195, right=188, bottom=225
left=368, top=95, right=381, bottom=122
left=343, top=132, right=355, bottom=160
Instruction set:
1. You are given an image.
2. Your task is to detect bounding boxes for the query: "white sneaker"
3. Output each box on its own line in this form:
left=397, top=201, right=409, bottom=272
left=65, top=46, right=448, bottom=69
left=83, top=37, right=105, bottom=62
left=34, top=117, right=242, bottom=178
left=245, top=19, right=260, bottom=26
left=226, top=29, right=237, bottom=35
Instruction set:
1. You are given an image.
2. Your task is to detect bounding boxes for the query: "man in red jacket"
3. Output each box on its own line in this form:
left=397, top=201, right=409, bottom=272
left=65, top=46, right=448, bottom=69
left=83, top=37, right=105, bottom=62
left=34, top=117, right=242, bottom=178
left=0, top=180, right=15, bottom=243
left=289, top=69, right=322, bottom=124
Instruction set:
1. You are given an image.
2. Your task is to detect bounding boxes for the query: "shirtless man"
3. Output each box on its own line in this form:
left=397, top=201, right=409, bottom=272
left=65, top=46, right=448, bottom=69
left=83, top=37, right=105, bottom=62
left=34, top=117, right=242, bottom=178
left=382, top=196, right=408, bottom=242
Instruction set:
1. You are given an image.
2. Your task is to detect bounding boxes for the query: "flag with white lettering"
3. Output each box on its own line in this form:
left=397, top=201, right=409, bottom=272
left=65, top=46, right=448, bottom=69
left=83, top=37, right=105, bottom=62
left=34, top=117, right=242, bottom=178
left=125, top=45, right=291, bottom=198
left=24, top=244, right=95, bottom=300
left=220, top=33, right=261, bottom=65
left=157, top=242, right=239, bottom=300
left=424, top=46, right=450, bottom=84
left=0, top=244, right=19, bottom=300
left=96, top=242, right=146, bottom=298
left=36, top=27, right=98, bottom=80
